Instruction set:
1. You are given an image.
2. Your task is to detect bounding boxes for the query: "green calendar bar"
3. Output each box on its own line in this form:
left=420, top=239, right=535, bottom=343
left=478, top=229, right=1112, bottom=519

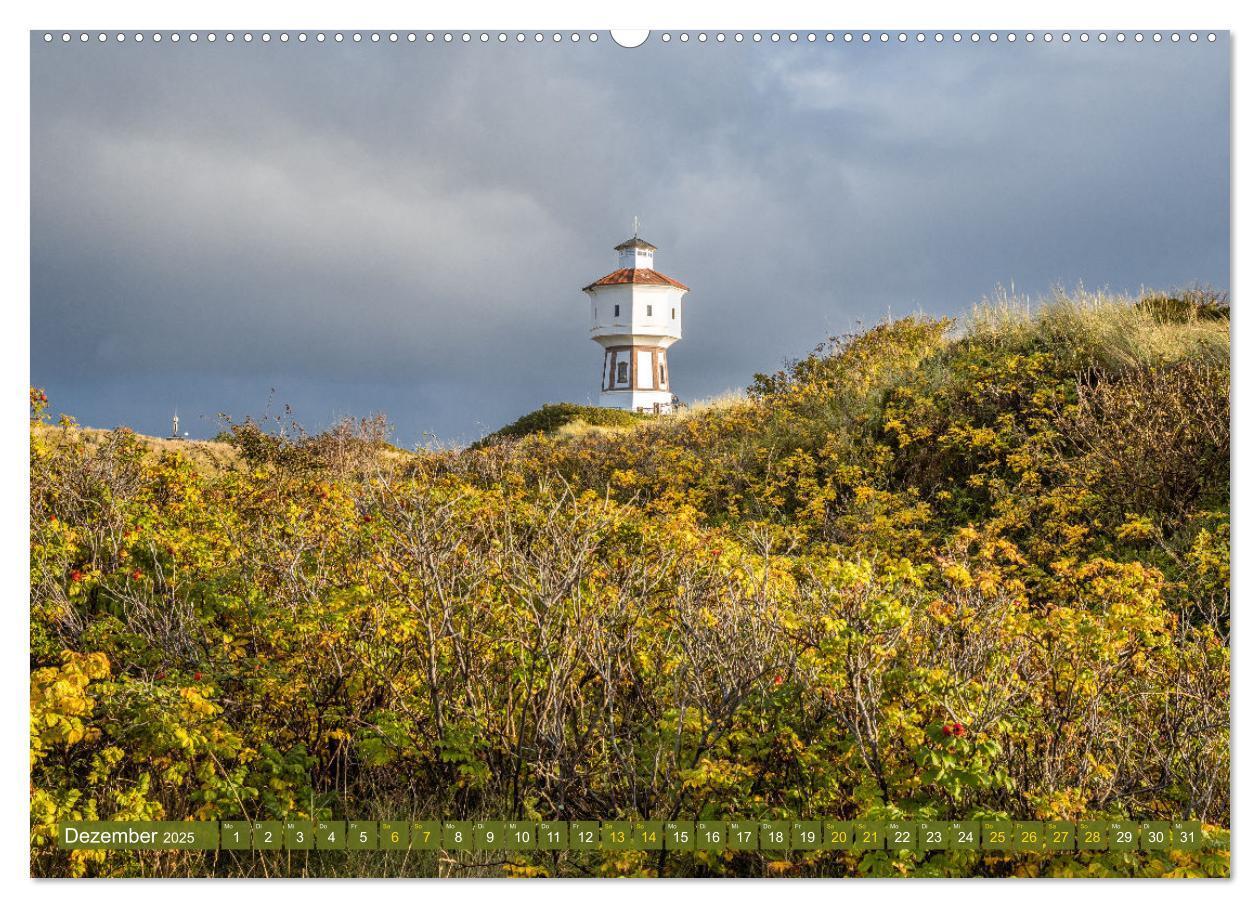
left=220, top=820, right=251, bottom=850
left=538, top=821, right=567, bottom=850
left=1108, top=821, right=1140, bottom=852
left=853, top=820, right=884, bottom=851
left=1141, top=821, right=1171, bottom=851
left=885, top=820, right=916, bottom=851
left=1013, top=821, right=1045, bottom=853
left=633, top=821, right=665, bottom=851
left=379, top=821, right=408, bottom=850
left=442, top=821, right=473, bottom=850
left=347, top=821, right=377, bottom=850
left=602, top=821, right=633, bottom=850
left=822, top=820, right=852, bottom=850
left=55, top=818, right=1225, bottom=854
left=948, top=820, right=980, bottom=851
left=57, top=821, right=218, bottom=850
left=1078, top=820, right=1107, bottom=850
left=665, top=821, right=695, bottom=850
left=409, top=821, right=441, bottom=849
left=474, top=821, right=505, bottom=850
left=791, top=820, right=822, bottom=850
left=504, top=821, right=537, bottom=850
left=285, top=820, right=314, bottom=850
left=569, top=821, right=600, bottom=850
left=695, top=820, right=726, bottom=850
left=316, top=820, right=346, bottom=850
left=727, top=821, right=758, bottom=850
left=759, top=821, right=790, bottom=851
left=919, top=821, right=949, bottom=852
left=1046, top=821, right=1075, bottom=852
left=253, top=820, right=283, bottom=850
left=1171, top=821, right=1203, bottom=851
left=982, top=820, right=1013, bottom=851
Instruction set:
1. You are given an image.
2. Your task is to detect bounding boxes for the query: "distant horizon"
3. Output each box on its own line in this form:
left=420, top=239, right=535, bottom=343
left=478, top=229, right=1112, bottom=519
left=31, top=34, right=1230, bottom=446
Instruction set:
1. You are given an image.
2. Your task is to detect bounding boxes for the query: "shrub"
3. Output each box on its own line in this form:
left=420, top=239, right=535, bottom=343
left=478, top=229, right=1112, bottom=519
left=30, top=289, right=1230, bottom=878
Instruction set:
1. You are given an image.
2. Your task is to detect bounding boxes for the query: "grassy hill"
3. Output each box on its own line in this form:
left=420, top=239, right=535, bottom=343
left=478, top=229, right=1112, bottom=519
left=473, top=402, right=651, bottom=448
left=30, top=289, right=1230, bottom=878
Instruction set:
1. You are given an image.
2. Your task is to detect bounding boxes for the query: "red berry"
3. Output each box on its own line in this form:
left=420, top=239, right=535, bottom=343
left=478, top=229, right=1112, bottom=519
left=941, top=723, right=953, bottom=736
left=773, top=674, right=784, bottom=686
left=155, top=671, right=165, bottom=680
left=193, top=671, right=202, bottom=681
left=953, top=723, right=966, bottom=737
left=131, top=569, right=143, bottom=581
left=70, top=569, right=83, bottom=582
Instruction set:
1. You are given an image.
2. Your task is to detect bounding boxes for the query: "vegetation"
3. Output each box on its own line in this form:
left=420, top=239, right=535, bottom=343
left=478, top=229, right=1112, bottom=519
left=29, top=289, right=1230, bottom=877
left=473, top=402, right=651, bottom=448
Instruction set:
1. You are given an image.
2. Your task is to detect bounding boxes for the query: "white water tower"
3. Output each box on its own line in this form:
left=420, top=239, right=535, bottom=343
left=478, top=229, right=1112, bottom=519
left=582, top=228, right=689, bottom=413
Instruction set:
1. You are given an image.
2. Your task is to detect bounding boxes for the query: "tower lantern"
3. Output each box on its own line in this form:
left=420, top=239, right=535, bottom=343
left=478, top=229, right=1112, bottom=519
left=582, top=227, right=689, bottom=414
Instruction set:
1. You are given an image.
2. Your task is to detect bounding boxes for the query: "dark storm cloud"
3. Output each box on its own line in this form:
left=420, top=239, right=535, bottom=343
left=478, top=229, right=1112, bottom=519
left=31, top=34, right=1229, bottom=445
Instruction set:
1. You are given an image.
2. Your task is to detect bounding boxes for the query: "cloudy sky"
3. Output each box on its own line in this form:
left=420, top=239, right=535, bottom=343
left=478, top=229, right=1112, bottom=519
left=31, top=33, right=1229, bottom=445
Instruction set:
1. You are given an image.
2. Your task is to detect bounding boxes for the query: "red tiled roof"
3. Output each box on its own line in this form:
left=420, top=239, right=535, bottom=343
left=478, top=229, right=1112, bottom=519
left=582, top=268, right=690, bottom=292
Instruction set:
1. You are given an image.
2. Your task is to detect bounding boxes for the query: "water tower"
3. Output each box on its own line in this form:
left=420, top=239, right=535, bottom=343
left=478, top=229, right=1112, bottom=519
left=581, top=226, right=689, bottom=413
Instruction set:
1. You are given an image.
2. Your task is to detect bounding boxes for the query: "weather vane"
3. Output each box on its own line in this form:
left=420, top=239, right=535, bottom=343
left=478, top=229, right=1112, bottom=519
left=633, top=215, right=639, bottom=237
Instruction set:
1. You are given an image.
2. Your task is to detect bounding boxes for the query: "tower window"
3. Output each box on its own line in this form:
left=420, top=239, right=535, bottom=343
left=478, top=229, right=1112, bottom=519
left=660, top=363, right=666, bottom=385
left=647, top=305, right=653, bottom=316
left=614, top=304, right=620, bottom=317
left=672, top=308, right=676, bottom=319
left=617, top=362, right=629, bottom=384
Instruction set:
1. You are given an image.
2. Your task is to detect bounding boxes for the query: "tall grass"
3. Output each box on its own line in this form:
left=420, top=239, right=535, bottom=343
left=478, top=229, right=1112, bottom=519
left=967, top=287, right=1230, bottom=373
